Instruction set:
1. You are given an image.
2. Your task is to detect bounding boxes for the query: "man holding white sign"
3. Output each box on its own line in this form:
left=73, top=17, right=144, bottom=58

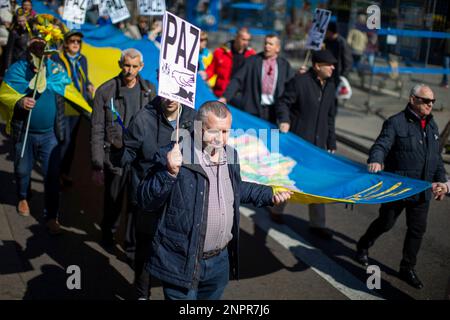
left=158, top=11, right=200, bottom=109
left=137, top=101, right=292, bottom=300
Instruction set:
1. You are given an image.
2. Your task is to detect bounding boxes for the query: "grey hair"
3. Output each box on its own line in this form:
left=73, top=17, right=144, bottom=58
left=196, top=101, right=231, bottom=123
left=410, top=84, right=430, bottom=97
left=120, top=48, right=144, bottom=64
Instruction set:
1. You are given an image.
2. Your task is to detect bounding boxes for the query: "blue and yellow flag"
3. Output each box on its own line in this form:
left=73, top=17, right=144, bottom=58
left=0, top=57, right=91, bottom=134
left=30, top=1, right=430, bottom=205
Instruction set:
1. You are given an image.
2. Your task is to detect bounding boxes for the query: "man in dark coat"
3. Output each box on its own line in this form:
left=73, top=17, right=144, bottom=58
left=113, top=96, right=196, bottom=300
left=356, top=84, right=447, bottom=290
left=137, top=101, right=292, bottom=300
left=220, top=34, right=296, bottom=124
left=90, top=48, right=156, bottom=251
left=274, top=49, right=338, bottom=238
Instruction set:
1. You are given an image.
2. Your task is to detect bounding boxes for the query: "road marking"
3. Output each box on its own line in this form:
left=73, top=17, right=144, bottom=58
left=240, top=206, right=384, bottom=300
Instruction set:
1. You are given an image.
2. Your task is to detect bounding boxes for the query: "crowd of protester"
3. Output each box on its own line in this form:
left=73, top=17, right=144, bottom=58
left=0, top=0, right=448, bottom=300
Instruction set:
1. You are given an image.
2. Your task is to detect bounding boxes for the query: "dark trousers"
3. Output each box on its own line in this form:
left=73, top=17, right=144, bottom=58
left=259, top=105, right=277, bottom=124
left=101, top=168, right=131, bottom=238
left=134, top=210, right=158, bottom=299
left=60, top=116, right=80, bottom=176
left=358, top=199, right=430, bottom=268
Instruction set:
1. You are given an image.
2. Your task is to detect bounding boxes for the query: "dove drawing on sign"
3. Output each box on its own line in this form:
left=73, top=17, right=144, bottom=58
left=174, top=87, right=194, bottom=102
left=172, top=70, right=194, bottom=88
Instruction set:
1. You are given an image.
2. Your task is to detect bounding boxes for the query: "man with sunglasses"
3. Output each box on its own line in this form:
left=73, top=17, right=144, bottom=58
left=356, top=84, right=447, bottom=289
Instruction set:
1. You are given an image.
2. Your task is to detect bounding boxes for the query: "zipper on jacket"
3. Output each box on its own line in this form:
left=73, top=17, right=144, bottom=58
left=192, top=179, right=208, bottom=288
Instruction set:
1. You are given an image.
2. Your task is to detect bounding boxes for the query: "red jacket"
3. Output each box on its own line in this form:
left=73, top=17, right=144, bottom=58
left=205, top=40, right=256, bottom=97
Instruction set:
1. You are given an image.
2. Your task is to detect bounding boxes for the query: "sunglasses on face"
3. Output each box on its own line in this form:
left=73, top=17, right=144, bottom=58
left=201, top=38, right=208, bottom=41
left=69, top=39, right=82, bottom=44
left=414, top=95, right=436, bottom=105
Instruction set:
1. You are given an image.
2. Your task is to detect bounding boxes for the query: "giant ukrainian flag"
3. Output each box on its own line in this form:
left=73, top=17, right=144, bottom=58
left=26, top=1, right=430, bottom=205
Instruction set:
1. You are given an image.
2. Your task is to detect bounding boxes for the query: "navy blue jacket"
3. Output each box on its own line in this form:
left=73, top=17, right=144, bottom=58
left=368, top=106, right=447, bottom=201
left=137, top=142, right=274, bottom=289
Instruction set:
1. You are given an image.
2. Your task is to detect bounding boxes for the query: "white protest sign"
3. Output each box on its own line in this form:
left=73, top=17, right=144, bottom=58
left=99, top=0, right=130, bottom=24
left=0, top=0, right=10, bottom=10
left=138, top=0, right=166, bottom=16
left=62, top=0, right=88, bottom=25
left=159, top=11, right=200, bottom=109
left=305, top=8, right=332, bottom=50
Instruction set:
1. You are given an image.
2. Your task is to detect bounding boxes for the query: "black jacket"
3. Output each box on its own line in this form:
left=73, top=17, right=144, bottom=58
left=275, top=69, right=337, bottom=150
left=137, top=142, right=274, bottom=289
left=324, top=35, right=353, bottom=86
left=223, top=53, right=295, bottom=121
left=119, top=97, right=197, bottom=204
left=90, top=73, right=156, bottom=174
left=368, top=106, right=447, bottom=201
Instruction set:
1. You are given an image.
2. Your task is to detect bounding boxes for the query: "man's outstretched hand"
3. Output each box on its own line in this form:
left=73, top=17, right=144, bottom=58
left=272, top=190, right=293, bottom=205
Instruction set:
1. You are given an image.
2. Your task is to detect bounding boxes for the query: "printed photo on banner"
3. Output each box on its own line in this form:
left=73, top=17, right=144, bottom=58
left=62, top=0, right=88, bottom=25
left=99, top=0, right=130, bottom=24
left=158, top=11, right=200, bottom=109
left=138, top=0, right=166, bottom=16
left=306, top=8, right=332, bottom=50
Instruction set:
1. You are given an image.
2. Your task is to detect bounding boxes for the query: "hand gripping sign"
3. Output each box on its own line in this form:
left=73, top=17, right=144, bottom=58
left=159, top=11, right=200, bottom=109
left=138, top=0, right=166, bottom=16
left=99, top=0, right=130, bottom=24
left=62, top=0, right=88, bottom=24
left=305, top=8, right=332, bottom=51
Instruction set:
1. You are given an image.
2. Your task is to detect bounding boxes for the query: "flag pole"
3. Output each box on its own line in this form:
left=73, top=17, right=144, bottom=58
left=303, top=49, right=311, bottom=68
left=176, top=103, right=181, bottom=144
left=20, top=55, right=44, bottom=158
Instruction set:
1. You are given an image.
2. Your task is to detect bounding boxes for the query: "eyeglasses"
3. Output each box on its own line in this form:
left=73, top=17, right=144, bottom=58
left=413, top=95, right=436, bottom=105
left=69, top=39, right=82, bottom=44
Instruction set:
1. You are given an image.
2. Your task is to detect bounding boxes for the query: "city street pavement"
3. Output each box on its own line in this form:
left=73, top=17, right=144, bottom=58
left=0, top=71, right=449, bottom=300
